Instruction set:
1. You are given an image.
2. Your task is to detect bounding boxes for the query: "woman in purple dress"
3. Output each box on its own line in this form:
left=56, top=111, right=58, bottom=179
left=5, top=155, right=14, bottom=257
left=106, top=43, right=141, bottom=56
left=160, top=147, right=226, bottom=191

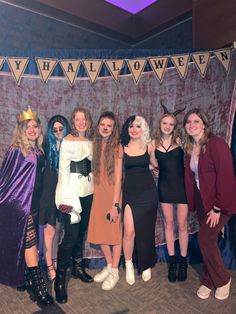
left=0, top=107, right=53, bottom=306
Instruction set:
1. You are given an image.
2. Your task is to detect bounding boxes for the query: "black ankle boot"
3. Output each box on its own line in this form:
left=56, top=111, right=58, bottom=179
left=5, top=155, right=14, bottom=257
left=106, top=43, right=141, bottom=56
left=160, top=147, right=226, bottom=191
left=168, top=255, right=177, bottom=282
left=28, top=266, right=54, bottom=306
left=71, top=258, right=93, bottom=283
left=55, top=268, right=68, bottom=304
left=177, top=256, right=188, bottom=281
left=17, top=268, right=31, bottom=291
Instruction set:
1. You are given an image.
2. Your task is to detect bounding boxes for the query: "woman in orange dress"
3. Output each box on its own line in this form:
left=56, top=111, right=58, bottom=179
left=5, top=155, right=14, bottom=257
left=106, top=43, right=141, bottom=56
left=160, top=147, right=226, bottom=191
left=87, top=111, right=123, bottom=290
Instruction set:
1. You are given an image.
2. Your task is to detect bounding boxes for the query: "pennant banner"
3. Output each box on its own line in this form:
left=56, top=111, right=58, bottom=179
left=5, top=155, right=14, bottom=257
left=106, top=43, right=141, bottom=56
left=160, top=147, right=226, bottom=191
left=171, top=54, right=190, bottom=79
left=7, top=57, right=29, bottom=85
left=105, top=59, right=124, bottom=81
left=0, top=57, right=4, bottom=70
left=83, top=60, right=103, bottom=83
left=126, top=59, right=147, bottom=84
left=59, top=60, right=81, bottom=86
left=214, top=49, right=231, bottom=73
left=191, top=52, right=210, bottom=78
left=0, top=49, right=234, bottom=86
left=35, top=58, right=58, bottom=83
left=148, top=57, right=168, bottom=83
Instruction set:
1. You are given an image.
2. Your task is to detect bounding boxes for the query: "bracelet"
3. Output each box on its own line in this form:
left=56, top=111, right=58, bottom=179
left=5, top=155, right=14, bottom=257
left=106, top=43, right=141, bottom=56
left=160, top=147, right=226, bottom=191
left=213, top=207, right=221, bottom=213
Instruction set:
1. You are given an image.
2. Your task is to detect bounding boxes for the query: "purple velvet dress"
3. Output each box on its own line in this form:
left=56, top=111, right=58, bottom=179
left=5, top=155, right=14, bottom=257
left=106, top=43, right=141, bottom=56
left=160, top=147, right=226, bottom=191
left=0, top=146, right=37, bottom=286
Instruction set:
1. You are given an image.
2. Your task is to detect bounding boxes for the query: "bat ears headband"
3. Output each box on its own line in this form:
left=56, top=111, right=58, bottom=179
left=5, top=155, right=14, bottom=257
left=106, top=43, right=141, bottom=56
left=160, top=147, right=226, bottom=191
left=161, top=101, right=186, bottom=116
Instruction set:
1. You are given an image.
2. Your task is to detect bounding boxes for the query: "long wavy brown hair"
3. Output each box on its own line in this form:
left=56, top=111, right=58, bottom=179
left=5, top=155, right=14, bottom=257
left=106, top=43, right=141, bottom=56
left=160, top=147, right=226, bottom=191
left=70, top=106, right=93, bottom=139
left=155, top=113, right=180, bottom=147
left=183, top=108, right=212, bottom=156
left=11, top=118, right=44, bottom=156
left=92, top=111, right=120, bottom=184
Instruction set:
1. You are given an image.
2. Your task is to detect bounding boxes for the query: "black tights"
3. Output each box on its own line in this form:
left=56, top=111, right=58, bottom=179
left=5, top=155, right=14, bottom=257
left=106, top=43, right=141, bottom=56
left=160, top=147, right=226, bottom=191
left=57, top=194, right=93, bottom=269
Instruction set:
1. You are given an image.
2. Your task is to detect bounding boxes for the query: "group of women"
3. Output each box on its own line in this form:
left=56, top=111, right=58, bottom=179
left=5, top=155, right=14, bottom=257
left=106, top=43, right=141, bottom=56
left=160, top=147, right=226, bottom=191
left=0, top=105, right=235, bottom=307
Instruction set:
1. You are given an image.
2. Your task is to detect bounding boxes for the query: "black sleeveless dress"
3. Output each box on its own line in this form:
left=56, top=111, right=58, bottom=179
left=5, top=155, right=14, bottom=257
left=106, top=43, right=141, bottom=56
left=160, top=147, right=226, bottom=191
left=155, top=147, right=187, bottom=204
left=123, top=150, right=158, bottom=273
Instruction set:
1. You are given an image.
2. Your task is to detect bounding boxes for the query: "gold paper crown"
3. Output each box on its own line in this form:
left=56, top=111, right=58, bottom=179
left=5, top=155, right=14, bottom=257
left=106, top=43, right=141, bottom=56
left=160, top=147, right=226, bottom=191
left=18, top=106, right=38, bottom=122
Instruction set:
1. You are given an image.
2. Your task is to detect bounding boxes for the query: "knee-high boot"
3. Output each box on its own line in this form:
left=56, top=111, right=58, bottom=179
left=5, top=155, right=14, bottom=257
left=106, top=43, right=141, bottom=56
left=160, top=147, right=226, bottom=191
left=28, top=266, right=54, bottom=306
left=71, top=257, right=93, bottom=283
left=55, top=268, right=68, bottom=304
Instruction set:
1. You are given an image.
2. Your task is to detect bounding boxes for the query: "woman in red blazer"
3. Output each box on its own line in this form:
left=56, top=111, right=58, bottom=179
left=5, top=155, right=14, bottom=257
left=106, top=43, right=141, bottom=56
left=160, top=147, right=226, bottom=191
left=183, top=108, right=236, bottom=300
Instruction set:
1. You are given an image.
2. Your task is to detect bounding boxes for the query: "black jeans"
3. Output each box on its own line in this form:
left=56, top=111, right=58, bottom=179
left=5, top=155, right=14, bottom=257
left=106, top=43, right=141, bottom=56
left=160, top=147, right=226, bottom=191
left=57, top=194, right=93, bottom=269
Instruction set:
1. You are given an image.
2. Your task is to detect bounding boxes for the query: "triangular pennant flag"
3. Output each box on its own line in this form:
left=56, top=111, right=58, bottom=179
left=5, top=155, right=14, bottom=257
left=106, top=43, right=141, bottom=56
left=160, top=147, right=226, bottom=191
left=7, top=57, right=29, bottom=85
left=59, top=60, right=81, bottom=86
left=0, top=57, right=5, bottom=70
left=126, top=59, right=147, bottom=84
left=82, top=60, right=103, bottom=83
left=214, top=49, right=232, bottom=73
left=105, top=59, right=124, bottom=81
left=171, top=54, right=190, bottom=79
left=35, top=58, right=58, bottom=83
left=148, top=57, right=168, bottom=83
left=191, top=52, right=210, bottom=78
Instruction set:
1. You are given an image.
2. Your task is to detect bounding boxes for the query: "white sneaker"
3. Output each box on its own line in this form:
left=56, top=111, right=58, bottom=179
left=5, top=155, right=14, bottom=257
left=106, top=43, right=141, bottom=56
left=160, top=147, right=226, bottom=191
left=94, top=265, right=111, bottom=283
left=197, top=285, right=212, bottom=299
left=125, top=259, right=135, bottom=285
left=102, top=269, right=119, bottom=291
left=215, top=278, right=231, bottom=300
left=142, top=268, right=151, bottom=282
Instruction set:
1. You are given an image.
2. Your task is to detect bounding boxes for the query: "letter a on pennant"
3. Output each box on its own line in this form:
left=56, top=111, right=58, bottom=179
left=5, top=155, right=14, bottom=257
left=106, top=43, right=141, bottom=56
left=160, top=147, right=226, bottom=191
left=82, top=60, right=103, bottom=83
left=171, top=54, right=190, bottom=79
left=35, top=58, right=58, bottom=83
left=7, top=57, right=29, bottom=85
left=126, top=59, right=147, bottom=84
left=59, top=60, right=81, bottom=86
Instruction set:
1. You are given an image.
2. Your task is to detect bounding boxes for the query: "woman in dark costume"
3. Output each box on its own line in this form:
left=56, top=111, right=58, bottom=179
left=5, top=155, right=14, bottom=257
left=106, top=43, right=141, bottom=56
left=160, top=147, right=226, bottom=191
left=0, top=107, right=53, bottom=306
left=154, top=108, right=188, bottom=283
left=39, top=115, right=70, bottom=281
left=121, top=115, right=158, bottom=285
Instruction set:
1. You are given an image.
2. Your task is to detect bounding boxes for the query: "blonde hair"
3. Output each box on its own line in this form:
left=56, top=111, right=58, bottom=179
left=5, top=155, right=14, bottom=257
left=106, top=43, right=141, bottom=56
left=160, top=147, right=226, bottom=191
left=92, top=112, right=120, bottom=184
left=183, top=108, right=212, bottom=156
left=11, top=118, right=44, bottom=156
left=134, top=116, right=151, bottom=145
left=155, top=113, right=180, bottom=147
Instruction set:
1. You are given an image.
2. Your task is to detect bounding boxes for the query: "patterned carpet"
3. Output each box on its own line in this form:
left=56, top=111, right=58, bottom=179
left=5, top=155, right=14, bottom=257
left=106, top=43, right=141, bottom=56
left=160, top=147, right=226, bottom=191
left=1, top=263, right=235, bottom=314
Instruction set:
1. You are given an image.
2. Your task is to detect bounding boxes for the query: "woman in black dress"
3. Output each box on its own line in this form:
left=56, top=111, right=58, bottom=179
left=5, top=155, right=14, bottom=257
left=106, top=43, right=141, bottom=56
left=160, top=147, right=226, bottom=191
left=39, top=115, right=70, bottom=281
left=121, top=115, right=158, bottom=285
left=154, top=112, right=188, bottom=282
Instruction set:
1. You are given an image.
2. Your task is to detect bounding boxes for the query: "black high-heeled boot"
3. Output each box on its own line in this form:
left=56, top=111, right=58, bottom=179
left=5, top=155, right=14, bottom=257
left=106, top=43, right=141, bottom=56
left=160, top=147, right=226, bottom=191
left=55, top=268, right=68, bottom=304
left=71, top=258, right=93, bottom=283
left=17, top=268, right=31, bottom=291
left=168, top=255, right=177, bottom=282
left=177, top=256, right=188, bottom=281
left=28, top=266, right=54, bottom=306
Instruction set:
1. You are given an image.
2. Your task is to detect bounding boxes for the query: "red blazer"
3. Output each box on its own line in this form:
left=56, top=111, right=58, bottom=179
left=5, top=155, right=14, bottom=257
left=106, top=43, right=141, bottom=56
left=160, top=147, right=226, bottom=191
left=185, top=135, right=236, bottom=214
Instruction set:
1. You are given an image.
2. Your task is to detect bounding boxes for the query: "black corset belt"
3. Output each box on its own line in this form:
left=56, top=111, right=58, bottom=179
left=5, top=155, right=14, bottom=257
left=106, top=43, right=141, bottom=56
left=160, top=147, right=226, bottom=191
left=70, top=158, right=91, bottom=180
